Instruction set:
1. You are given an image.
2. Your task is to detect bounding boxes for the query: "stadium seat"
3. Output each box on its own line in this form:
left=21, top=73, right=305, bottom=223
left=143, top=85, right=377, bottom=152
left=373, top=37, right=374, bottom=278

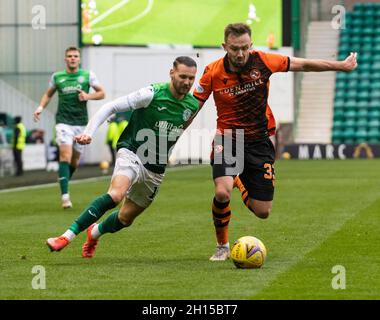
left=367, top=129, right=380, bottom=143
left=333, top=108, right=345, bottom=120
left=355, top=128, right=368, bottom=143
left=344, top=119, right=356, bottom=129
left=356, top=118, right=368, bottom=128
left=335, top=81, right=346, bottom=90
left=368, top=119, right=380, bottom=129
left=357, top=108, right=368, bottom=119
left=357, top=90, right=370, bottom=101
left=342, top=128, right=356, bottom=143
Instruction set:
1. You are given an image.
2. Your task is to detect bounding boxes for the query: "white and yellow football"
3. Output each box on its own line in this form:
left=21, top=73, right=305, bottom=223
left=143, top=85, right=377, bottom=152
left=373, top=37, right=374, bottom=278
left=230, top=236, right=267, bottom=269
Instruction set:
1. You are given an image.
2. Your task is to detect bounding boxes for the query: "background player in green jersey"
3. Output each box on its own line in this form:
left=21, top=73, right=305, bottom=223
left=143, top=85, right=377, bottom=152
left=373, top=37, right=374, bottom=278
left=46, top=56, right=199, bottom=258
left=33, top=46, right=105, bottom=209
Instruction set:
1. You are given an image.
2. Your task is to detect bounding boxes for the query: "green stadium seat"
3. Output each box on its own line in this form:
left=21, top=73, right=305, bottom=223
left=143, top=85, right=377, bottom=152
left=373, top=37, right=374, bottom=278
left=339, top=44, right=350, bottom=54
left=346, top=91, right=357, bottom=99
left=335, top=81, right=346, bottom=90
left=346, top=80, right=358, bottom=90
left=359, top=72, right=371, bottom=81
left=357, top=109, right=368, bottom=118
left=359, top=54, right=372, bottom=64
left=334, top=99, right=345, bottom=108
left=371, top=72, right=380, bottom=81
left=335, top=91, right=346, bottom=99
left=372, top=62, right=380, bottom=71
left=358, top=63, right=371, bottom=73
left=374, top=43, right=380, bottom=52
left=334, top=109, right=345, bottom=121
left=332, top=129, right=344, bottom=143
left=336, top=72, right=347, bottom=81
left=356, top=118, right=368, bottom=128
left=356, top=100, right=368, bottom=110
left=355, top=128, right=368, bottom=143
left=333, top=119, right=344, bottom=129
left=347, top=71, right=360, bottom=81
left=361, top=36, right=373, bottom=45
left=342, top=128, right=356, bottom=143
left=357, top=90, right=370, bottom=101
left=371, top=91, right=380, bottom=99
left=344, top=99, right=357, bottom=109
left=344, top=119, right=356, bottom=128
left=367, top=129, right=380, bottom=143
left=339, top=35, right=350, bottom=44
left=350, top=36, right=361, bottom=44
left=368, top=119, right=380, bottom=129
left=370, top=82, right=380, bottom=90
left=361, top=43, right=374, bottom=52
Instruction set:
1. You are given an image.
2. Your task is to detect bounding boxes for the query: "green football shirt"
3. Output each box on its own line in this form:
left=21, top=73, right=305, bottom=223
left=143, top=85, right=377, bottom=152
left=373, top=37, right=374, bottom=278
left=49, top=69, right=99, bottom=126
left=117, top=82, right=199, bottom=174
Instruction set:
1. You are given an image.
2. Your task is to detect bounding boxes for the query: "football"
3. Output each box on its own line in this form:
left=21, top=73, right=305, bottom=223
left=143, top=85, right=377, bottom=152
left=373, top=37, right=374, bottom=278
left=230, top=236, right=267, bottom=269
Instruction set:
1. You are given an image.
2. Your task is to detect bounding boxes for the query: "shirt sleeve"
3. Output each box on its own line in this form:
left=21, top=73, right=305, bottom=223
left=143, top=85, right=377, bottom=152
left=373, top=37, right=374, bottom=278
left=258, top=51, right=290, bottom=73
left=84, top=86, right=154, bottom=137
left=89, top=71, right=100, bottom=88
left=192, top=65, right=213, bottom=102
left=48, top=73, right=56, bottom=89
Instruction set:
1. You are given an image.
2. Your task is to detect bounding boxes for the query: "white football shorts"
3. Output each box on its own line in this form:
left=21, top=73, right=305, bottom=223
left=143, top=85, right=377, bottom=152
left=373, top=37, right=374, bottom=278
left=55, top=123, right=86, bottom=153
left=112, top=148, right=165, bottom=208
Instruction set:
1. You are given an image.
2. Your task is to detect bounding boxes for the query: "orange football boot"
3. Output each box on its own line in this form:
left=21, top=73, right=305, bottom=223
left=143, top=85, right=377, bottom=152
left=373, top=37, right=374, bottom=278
left=82, top=223, right=99, bottom=258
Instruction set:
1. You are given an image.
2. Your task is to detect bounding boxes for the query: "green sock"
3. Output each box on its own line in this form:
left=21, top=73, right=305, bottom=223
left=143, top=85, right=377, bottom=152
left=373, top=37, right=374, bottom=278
left=98, top=210, right=125, bottom=234
left=58, top=162, right=70, bottom=195
left=69, top=194, right=116, bottom=235
left=69, top=165, right=77, bottom=179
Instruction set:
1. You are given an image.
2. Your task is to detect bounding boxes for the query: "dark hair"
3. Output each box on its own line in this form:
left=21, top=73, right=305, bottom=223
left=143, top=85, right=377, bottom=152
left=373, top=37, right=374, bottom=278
left=173, top=56, right=197, bottom=69
left=14, top=116, right=22, bottom=123
left=65, top=46, right=80, bottom=55
left=224, top=23, right=251, bottom=41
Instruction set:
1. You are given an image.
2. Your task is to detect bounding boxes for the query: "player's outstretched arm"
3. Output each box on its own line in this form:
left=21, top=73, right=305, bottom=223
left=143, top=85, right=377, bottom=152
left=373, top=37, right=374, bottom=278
left=289, top=52, right=357, bottom=72
left=75, top=86, right=154, bottom=145
left=33, top=87, right=56, bottom=122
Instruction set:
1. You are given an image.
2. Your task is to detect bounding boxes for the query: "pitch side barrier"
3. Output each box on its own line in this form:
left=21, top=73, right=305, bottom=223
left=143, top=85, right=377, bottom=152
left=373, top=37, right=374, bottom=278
left=282, top=143, right=380, bottom=159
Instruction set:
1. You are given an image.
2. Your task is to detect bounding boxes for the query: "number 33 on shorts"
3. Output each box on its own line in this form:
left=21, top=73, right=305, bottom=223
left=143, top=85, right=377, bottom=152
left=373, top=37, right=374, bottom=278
left=264, top=163, right=275, bottom=186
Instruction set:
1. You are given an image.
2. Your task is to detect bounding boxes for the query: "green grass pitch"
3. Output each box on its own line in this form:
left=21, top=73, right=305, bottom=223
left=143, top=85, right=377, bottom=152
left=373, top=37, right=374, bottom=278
left=0, top=160, right=379, bottom=299
left=81, top=0, right=282, bottom=47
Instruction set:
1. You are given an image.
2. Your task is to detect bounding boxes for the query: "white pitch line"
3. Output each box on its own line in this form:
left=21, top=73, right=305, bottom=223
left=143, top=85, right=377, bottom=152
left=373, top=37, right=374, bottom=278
left=90, top=0, right=154, bottom=33
left=90, top=0, right=131, bottom=27
left=0, top=165, right=206, bottom=194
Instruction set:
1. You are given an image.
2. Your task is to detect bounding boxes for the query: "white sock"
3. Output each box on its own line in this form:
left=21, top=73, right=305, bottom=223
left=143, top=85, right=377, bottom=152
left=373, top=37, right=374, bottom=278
left=62, top=229, right=76, bottom=242
left=62, top=193, right=70, bottom=201
left=219, top=242, right=230, bottom=249
left=91, top=224, right=102, bottom=240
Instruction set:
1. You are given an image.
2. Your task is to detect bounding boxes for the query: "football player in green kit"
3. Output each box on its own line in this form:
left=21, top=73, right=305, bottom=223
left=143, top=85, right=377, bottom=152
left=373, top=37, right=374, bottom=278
left=46, top=56, right=199, bottom=258
left=33, top=47, right=105, bottom=209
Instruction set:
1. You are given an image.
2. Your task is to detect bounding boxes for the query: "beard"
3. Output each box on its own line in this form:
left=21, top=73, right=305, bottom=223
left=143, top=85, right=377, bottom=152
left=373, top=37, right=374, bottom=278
left=173, top=82, right=190, bottom=95
left=229, top=57, right=247, bottom=71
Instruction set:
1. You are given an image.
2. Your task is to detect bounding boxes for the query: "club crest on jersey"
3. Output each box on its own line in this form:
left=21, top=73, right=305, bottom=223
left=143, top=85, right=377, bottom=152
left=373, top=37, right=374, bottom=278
left=195, top=83, right=204, bottom=93
left=183, top=109, right=192, bottom=121
left=250, top=69, right=261, bottom=81
left=214, top=145, right=223, bottom=153
left=77, top=76, right=85, bottom=84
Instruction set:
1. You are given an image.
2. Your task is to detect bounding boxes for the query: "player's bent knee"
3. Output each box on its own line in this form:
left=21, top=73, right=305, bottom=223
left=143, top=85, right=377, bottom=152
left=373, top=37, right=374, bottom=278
left=254, top=208, right=270, bottom=219
left=215, top=189, right=231, bottom=202
left=249, top=199, right=272, bottom=219
left=107, top=191, right=124, bottom=204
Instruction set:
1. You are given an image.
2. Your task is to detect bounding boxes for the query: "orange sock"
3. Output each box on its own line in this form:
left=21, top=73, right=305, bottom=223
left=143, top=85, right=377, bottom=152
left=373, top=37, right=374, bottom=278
left=212, top=197, right=231, bottom=245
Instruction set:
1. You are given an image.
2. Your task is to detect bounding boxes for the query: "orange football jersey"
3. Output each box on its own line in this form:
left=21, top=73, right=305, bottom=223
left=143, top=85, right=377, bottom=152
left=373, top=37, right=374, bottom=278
left=193, top=51, right=289, bottom=142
